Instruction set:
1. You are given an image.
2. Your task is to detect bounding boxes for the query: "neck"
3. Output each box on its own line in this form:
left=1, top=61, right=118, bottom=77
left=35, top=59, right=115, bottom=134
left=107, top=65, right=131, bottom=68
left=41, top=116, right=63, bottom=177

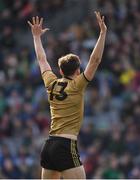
left=64, top=74, right=77, bottom=80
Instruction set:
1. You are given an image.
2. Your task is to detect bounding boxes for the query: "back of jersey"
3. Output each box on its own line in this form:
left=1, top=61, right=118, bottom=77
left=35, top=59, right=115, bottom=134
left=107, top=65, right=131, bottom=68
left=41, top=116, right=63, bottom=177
left=42, top=71, right=89, bottom=136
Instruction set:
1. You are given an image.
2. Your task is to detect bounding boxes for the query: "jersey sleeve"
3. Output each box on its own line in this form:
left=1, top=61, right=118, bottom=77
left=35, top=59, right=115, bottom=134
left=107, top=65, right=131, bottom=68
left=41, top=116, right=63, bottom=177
left=42, top=70, right=57, bottom=88
left=74, top=72, right=90, bottom=90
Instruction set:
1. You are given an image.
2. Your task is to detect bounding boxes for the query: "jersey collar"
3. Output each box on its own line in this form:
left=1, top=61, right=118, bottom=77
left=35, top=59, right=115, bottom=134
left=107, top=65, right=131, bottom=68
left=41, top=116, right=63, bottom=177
left=64, top=76, right=73, bottom=80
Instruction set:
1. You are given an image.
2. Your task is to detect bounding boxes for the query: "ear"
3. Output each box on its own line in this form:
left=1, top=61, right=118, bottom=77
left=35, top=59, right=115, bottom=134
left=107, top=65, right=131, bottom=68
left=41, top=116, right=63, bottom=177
left=59, top=69, right=64, bottom=76
left=76, top=68, right=80, bottom=75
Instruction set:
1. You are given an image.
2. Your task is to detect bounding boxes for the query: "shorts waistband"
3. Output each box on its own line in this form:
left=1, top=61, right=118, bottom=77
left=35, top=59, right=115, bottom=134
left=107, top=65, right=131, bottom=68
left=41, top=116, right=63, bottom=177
left=48, top=135, right=77, bottom=142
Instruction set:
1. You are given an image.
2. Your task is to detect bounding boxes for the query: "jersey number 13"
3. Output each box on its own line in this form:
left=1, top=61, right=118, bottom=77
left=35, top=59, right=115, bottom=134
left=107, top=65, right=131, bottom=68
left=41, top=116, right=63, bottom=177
left=50, top=81, right=68, bottom=101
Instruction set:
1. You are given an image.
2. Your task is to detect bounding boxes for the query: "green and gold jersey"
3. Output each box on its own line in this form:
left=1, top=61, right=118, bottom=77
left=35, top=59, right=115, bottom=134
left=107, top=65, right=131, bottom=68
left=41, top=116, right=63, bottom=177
left=42, top=70, right=89, bottom=136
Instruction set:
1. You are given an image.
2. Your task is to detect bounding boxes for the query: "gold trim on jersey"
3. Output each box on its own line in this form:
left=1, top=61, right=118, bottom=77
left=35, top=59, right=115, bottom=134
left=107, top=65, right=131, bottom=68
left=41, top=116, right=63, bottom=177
left=71, top=140, right=80, bottom=167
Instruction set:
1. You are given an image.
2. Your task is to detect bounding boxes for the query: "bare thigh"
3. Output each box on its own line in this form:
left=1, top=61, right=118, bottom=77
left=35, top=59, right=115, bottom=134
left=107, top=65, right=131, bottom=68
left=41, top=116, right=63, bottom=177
left=41, top=168, right=61, bottom=179
left=62, top=165, right=86, bottom=179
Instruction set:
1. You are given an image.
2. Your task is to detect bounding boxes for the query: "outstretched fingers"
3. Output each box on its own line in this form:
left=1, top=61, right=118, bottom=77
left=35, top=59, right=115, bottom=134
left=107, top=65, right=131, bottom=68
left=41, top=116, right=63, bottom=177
left=30, top=16, right=41, bottom=25
left=94, top=11, right=107, bottom=32
left=27, top=21, right=33, bottom=28
left=42, top=28, right=50, bottom=33
left=36, top=16, right=39, bottom=25
left=28, top=16, right=50, bottom=35
left=39, top=17, right=43, bottom=26
left=32, top=17, right=36, bottom=25
left=95, top=11, right=102, bottom=23
left=28, top=16, right=43, bottom=27
left=95, top=11, right=106, bottom=28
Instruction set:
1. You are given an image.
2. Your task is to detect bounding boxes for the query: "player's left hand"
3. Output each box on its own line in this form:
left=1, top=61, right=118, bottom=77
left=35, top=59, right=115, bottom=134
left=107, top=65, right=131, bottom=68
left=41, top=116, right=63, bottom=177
left=95, top=11, right=107, bottom=34
left=28, top=16, right=49, bottom=37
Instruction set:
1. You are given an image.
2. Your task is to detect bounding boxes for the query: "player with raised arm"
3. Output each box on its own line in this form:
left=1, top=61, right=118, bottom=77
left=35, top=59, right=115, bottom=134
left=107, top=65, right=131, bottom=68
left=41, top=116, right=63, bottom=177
left=28, top=11, right=107, bottom=179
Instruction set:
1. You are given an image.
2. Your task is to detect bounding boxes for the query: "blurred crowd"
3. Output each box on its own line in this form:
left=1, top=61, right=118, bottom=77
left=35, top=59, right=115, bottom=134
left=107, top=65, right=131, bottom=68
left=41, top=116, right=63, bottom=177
left=0, top=0, right=140, bottom=179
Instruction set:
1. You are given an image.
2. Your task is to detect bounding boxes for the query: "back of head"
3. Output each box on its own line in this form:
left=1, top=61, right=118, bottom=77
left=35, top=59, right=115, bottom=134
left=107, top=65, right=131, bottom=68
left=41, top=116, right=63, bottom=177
left=58, top=53, right=80, bottom=76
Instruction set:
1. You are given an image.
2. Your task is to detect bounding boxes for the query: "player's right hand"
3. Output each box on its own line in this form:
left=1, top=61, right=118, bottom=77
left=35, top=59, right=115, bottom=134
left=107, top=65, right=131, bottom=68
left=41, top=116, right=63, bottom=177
left=28, top=16, right=49, bottom=37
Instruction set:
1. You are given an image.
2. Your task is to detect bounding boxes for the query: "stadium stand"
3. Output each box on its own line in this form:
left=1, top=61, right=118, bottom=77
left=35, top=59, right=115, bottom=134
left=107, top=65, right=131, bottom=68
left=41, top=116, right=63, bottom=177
left=0, top=0, right=140, bottom=178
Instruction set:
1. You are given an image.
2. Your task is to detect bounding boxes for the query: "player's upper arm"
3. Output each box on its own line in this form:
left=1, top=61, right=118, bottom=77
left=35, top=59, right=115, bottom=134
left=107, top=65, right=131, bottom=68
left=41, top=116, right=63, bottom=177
left=74, top=72, right=90, bottom=91
left=42, top=70, right=57, bottom=88
left=38, top=55, right=52, bottom=74
left=84, top=56, right=101, bottom=81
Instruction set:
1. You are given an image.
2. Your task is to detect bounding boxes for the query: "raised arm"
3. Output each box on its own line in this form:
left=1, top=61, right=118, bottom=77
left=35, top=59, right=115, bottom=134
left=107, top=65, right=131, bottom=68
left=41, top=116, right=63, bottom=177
left=28, top=16, right=51, bottom=74
left=84, top=11, right=107, bottom=81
